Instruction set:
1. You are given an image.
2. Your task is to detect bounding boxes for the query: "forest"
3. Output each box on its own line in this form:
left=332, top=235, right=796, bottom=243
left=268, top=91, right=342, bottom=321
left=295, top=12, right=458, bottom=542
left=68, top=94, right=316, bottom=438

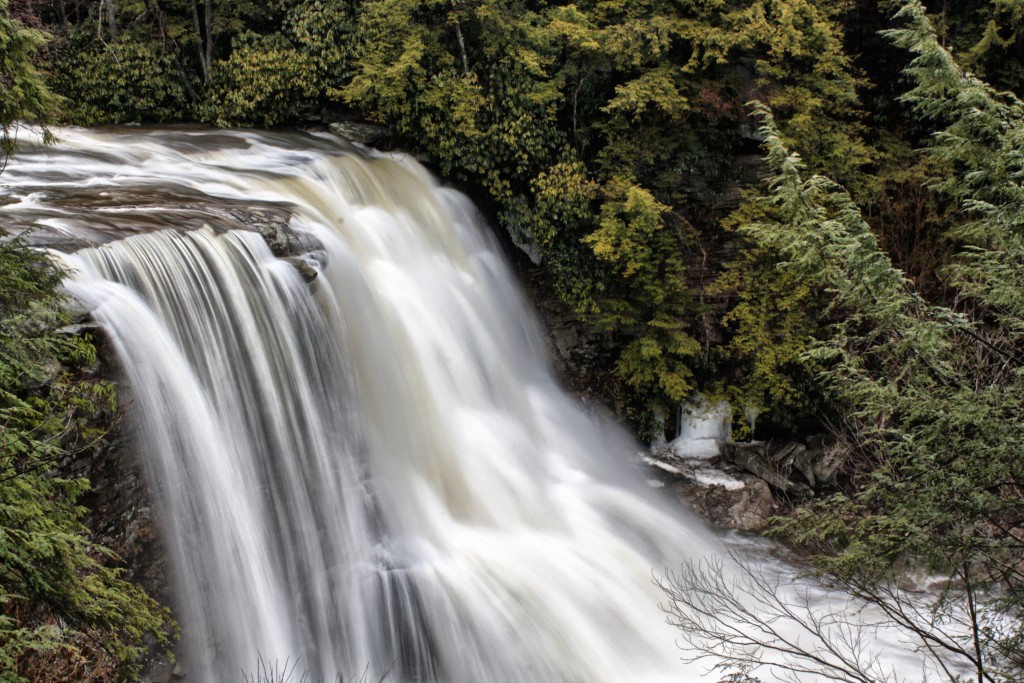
left=2, top=0, right=1024, bottom=680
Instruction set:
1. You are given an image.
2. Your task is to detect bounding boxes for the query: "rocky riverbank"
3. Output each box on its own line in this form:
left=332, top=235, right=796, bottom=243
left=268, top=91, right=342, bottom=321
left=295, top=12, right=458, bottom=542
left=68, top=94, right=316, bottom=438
left=641, top=433, right=850, bottom=532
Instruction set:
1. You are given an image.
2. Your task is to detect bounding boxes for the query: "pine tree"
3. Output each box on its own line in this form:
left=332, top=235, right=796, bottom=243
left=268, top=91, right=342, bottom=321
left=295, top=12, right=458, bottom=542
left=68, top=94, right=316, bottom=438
left=0, top=6, right=175, bottom=676
left=717, top=15, right=1024, bottom=667
left=0, top=0, right=59, bottom=167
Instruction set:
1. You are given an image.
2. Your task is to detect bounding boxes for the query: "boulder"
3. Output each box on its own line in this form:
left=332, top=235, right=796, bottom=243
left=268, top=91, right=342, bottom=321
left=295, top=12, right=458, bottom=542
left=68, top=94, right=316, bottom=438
left=807, top=434, right=848, bottom=488
left=645, top=433, right=849, bottom=532
left=282, top=252, right=326, bottom=283
left=643, top=449, right=775, bottom=532
left=670, top=469, right=775, bottom=533
left=140, top=661, right=172, bottom=683
left=721, top=442, right=813, bottom=498
left=726, top=477, right=774, bottom=532
left=769, top=441, right=816, bottom=487
left=328, top=121, right=390, bottom=146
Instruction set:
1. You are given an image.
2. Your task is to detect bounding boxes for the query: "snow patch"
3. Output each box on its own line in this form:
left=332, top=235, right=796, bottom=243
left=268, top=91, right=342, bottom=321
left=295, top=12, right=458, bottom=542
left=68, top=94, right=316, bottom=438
left=642, top=456, right=681, bottom=475
left=688, top=469, right=746, bottom=492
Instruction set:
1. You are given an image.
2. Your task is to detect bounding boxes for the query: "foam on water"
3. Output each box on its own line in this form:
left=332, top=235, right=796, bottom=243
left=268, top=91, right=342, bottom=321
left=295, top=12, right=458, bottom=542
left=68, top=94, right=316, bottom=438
left=3, top=128, right=957, bottom=682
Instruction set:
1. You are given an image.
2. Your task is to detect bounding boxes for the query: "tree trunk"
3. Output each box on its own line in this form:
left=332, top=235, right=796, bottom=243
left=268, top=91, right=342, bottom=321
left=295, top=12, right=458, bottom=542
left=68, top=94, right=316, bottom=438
left=147, top=0, right=200, bottom=101
left=204, top=0, right=213, bottom=82
left=450, top=0, right=469, bottom=76
left=190, top=0, right=205, bottom=81
left=190, top=0, right=213, bottom=84
left=105, top=0, right=117, bottom=41
left=941, top=0, right=948, bottom=48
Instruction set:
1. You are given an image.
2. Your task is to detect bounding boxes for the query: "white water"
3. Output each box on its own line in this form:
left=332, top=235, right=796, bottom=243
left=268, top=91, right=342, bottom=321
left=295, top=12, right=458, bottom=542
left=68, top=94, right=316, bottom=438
left=2, top=128, right=953, bottom=682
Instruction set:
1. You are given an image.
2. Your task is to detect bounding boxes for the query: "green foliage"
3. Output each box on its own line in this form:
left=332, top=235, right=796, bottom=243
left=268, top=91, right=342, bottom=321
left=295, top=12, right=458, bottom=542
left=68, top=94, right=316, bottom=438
left=210, top=1, right=359, bottom=125
left=924, top=0, right=1024, bottom=95
left=0, top=233, right=175, bottom=681
left=709, top=0, right=874, bottom=432
left=743, top=10, right=1024, bottom=663
left=690, top=0, right=873, bottom=194
left=285, top=0, right=357, bottom=101
left=38, top=0, right=332, bottom=126
left=713, top=237, right=822, bottom=432
left=53, top=39, right=190, bottom=125
left=211, top=32, right=317, bottom=126
left=0, top=0, right=60, bottom=163
left=586, top=178, right=699, bottom=405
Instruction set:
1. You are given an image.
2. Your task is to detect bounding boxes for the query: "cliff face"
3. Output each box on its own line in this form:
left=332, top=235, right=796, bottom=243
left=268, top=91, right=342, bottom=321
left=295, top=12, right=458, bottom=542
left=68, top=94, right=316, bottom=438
left=53, top=337, right=182, bottom=681
left=76, top=425, right=167, bottom=605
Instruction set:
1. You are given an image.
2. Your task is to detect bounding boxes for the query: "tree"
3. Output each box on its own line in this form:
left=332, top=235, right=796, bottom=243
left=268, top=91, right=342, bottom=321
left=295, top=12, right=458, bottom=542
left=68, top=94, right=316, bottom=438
left=0, top=6, right=175, bottom=675
left=0, top=0, right=59, bottom=168
left=0, top=231, right=176, bottom=681
left=665, top=6, right=1024, bottom=665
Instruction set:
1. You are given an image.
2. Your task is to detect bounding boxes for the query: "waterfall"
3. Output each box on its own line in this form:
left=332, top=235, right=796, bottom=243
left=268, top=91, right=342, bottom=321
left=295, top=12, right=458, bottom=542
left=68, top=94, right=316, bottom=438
left=6, top=128, right=713, bottom=682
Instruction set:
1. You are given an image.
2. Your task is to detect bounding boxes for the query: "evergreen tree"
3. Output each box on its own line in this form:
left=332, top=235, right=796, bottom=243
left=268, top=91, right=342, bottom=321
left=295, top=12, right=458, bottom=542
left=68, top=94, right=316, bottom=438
left=0, top=5, right=175, bottom=677
left=0, top=0, right=59, bottom=166
left=697, top=1, right=1024, bottom=666
left=0, top=235, right=176, bottom=681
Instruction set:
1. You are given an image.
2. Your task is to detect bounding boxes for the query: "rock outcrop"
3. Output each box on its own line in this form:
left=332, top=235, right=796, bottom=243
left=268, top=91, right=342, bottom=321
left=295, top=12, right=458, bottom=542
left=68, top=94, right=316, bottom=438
left=328, top=121, right=390, bottom=146
left=55, top=326, right=184, bottom=681
left=644, top=433, right=849, bottom=532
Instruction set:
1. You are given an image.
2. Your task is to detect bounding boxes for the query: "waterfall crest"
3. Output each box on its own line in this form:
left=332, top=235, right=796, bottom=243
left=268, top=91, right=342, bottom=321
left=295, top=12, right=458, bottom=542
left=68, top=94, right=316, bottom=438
left=14, top=128, right=714, bottom=682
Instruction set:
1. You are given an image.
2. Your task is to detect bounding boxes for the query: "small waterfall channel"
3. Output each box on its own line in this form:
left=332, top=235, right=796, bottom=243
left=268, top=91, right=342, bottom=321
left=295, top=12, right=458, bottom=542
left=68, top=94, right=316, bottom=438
left=1, top=128, right=939, bottom=682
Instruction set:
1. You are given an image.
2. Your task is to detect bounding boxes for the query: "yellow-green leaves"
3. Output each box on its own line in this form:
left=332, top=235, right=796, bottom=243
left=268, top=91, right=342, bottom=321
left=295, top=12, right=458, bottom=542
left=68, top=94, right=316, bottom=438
left=603, top=67, right=689, bottom=121
left=588, top=179, right=670, bottom=279
left=546, top=5, right=601, bottom=51
left=212, top=33, right=318, bottom=127
left=528, top=161, right=598, bottom=248
left=617, top=331, right=699, bottom=402
left=583, top=178, right=698, bottom=410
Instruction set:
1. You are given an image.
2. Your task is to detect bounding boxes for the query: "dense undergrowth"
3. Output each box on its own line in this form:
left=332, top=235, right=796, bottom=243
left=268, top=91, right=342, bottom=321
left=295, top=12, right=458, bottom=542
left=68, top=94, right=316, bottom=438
left=0, top=230, right=176, bottom=681
left=1, top=4, right=174, bottom=679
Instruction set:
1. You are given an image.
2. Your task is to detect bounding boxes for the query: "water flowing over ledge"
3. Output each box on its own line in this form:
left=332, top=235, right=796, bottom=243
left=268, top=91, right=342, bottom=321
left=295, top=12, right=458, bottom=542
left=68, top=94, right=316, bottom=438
left=1, top=128, right=945, bottom=682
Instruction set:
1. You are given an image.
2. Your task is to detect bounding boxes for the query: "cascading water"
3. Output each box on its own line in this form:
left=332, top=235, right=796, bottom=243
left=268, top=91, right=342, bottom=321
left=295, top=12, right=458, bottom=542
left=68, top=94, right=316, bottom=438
left=2, top=128, right=953, bottom=683
left=4, top=128, right=712, bottom=681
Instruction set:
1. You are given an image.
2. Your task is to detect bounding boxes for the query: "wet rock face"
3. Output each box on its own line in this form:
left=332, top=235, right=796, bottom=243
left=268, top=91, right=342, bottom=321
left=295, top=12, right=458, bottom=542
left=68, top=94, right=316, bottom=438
left=642, top=449, right=777, bottom=533
left=72, top=423, right=171, bottom=607
left=57, top=391, right=182, bottom=680
left=516, top=262, right=621, bottom=413
left=645, top=433, right=849, bottom=532
left=328, top=121, right=390, bottom=146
